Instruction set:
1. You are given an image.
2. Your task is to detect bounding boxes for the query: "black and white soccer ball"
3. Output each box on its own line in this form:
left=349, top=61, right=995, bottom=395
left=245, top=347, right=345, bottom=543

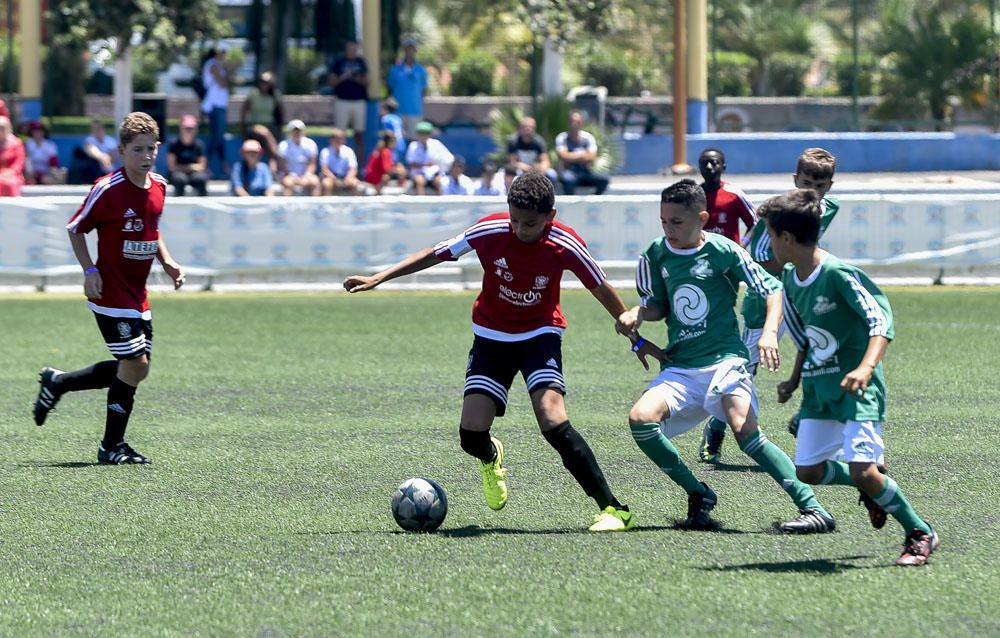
left=391, top=478, right=448, bottom=532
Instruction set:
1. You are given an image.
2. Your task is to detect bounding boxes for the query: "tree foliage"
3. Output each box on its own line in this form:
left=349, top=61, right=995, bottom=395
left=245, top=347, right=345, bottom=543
left=876, top=0, right=992, bottom=123
left=47, top=0, right=228, bottom=58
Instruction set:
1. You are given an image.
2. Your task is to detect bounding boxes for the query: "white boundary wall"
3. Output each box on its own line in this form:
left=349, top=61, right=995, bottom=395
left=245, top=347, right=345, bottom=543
left=2, top=194, right=999, bottom=288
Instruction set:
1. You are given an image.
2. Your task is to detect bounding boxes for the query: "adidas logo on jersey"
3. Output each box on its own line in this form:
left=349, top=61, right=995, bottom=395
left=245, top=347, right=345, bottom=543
left=813, top=296, right=838, bottom=315
left=493, top=257, right=509, bottom=268
left=124, top=208, right=137, bottom=218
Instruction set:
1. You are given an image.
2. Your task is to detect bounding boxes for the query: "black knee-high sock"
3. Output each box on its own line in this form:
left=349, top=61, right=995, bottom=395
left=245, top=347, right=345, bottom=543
left=55, top=360, right=119, bottom=394
left=459, top=427, right=496, bottom=463
left=543, top=421, right=621, bottom=510
left=103, top=376, right=137, bottom=447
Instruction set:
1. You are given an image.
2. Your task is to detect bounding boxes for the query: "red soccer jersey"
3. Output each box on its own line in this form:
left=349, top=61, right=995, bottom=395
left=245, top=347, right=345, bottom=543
left=704, top=180, right=756, bottom=244
left=434, top=213, right=605, bottom=341
left=66, top=169, right=167, bottom=318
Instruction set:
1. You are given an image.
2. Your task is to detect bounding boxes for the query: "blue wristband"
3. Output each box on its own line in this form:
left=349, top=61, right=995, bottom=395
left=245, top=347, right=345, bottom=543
left=631, top=337, right=646, bottom=353
left=84, top=267, right=99, bottom=276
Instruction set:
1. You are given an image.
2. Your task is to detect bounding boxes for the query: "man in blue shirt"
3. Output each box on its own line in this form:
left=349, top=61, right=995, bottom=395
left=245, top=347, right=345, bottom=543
left=387, top=37, right=429, bottom=140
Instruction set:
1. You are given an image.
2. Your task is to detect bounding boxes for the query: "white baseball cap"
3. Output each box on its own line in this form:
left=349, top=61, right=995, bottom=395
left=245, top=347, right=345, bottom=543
left=286, top=119, right=306, bottom=132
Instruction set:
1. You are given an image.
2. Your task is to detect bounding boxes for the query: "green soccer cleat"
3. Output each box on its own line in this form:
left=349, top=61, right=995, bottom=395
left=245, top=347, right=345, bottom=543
left=588, top=506, right=635, bottom=532
left=478, top=436, right=508, bottom=510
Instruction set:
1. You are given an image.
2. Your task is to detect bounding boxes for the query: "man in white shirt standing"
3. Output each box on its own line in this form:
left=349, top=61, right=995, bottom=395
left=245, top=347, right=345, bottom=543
left=555, top=110, right=610, bottom=195
left=405, top=121, right=453, bottom=195
left=278, top=119, right=321, bottom=196
left=200, top=42, right=231, bottom=177
left=319, top=128, right=361, bottom=195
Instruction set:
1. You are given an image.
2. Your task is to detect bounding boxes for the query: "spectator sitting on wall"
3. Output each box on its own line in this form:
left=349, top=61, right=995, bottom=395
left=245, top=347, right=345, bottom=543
left=364, top=130, right=406, bottom=194
left=555, top=110, right=609, bottom=195
left=0, top=114, right=26, bottom=196
left=68, top=119, right=119, bottom=184
left=241, top=71, right=284, bottom=141
left=405, top=121, right=453, bottom=196
left=474, top=161, right=504, bottom=196
left=507, top=116, right=558, bottom=188
left=328, top=39, right=369, bottom=164
left=387, top=37, right=429, bottom=140
left=320, top=128, right=361, bottom=196
left=278, top=119, right=321, bottom=196
left=442, top=155, right=474, bottom=195
left=24, top=121, right=65, bottom=185
left=380, top=97, right=407, bottom=163
left=231, top=138, right=274, bottom=196
left=167, top=115, right=210, bottom=197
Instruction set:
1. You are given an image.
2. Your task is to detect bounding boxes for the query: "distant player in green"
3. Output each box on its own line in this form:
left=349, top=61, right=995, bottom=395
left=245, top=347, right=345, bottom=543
left=700, top=147, right=840, bottom=463
left=767, top=188, right=939, bottom=566
left=618, top=179, right=835, bottom=533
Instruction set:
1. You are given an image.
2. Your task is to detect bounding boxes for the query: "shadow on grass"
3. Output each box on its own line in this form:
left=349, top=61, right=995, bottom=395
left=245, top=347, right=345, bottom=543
left=703, top=555, right=875, bottom=574
left=706, top=461, right=765, bottom=474
left=17, top=461, right=101, bottom=469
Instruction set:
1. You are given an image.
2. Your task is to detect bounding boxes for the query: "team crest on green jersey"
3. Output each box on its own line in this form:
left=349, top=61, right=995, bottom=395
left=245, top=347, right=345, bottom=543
left=690, top=257, right=714, bottom=278
left=673, top=284, right=710, bottom=328
left=805, top=325, right=839, bottom=369
left=812, top=295, right=838, bottom=315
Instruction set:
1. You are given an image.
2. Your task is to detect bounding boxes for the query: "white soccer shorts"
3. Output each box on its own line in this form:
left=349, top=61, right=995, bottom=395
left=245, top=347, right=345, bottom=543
left=795, top=418, right=886, bottom=466
left=644, top=358, right=758, bottom=439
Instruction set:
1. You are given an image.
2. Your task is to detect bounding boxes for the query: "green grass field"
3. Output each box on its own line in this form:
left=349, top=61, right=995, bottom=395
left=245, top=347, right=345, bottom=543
left=1, top=288, right=999, bottom=637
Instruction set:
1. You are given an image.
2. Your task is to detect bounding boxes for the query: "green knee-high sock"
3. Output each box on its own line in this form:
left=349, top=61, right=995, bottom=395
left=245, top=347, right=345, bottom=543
left=820, top=460, right=856, bottom=486
left=707, top=417, right=728, bottom=433
left=873, top=476, right=931, bottom=534
left=630, top=423, right=706, bottom=495
left=739, top=430, right=829, bottom=516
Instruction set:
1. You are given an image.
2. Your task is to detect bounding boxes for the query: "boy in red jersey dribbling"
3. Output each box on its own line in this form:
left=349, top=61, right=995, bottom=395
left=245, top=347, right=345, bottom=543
left=344, top=171, right=661, bottom=531
left=34, top=112, right=185, bottom=465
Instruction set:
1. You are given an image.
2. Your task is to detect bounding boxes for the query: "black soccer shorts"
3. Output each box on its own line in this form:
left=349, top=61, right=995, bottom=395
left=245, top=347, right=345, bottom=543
left=94, top=312, right=153, bottom=360
left=464, top=332, right=565, bottom=416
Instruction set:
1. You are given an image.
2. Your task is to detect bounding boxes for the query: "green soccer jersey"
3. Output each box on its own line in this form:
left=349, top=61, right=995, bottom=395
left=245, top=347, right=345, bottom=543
left=637, top=232, right=780, bottom=369
left=782, top=252, right=894, bottom=423
left=741, top=196, right=841, bottom=329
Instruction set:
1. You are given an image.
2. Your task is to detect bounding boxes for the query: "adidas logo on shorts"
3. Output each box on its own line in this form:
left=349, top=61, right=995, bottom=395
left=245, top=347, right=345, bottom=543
left=546, top=358, right=558, bottom=367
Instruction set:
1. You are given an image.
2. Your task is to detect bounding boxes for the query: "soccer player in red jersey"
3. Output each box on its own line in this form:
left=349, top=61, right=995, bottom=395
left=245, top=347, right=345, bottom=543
left=698, top=148, right=756, bottom=244
left=33, top=112, right=186, bottom=464
left=344, top=172, right=660, bottom=531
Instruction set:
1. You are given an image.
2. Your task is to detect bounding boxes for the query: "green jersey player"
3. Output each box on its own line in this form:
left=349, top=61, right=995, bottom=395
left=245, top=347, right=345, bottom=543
left=701, top=148, right=840, bottom=463
left=767, top=188, right=939, bottom=566
left=617, top=179, right=836, bottom=533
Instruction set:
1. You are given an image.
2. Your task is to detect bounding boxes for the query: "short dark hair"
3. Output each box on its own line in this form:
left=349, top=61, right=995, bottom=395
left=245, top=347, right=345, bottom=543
left=699, top=147, right=725, bottom=163
left=383, top=97, right=399, bottom=112
left=660, top=178, right=706, bottom=214
left=796, top=147, right=836, bottom=180
left=481, top=161, right=497, bottom=173
left=507, top=171, right=554, bottom=213
left=764, top=189, right=823, bottom=245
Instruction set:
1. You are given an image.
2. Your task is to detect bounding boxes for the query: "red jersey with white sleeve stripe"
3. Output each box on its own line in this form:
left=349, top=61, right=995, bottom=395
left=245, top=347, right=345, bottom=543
left=66, top=168, right=167, bottom=318
left=704, top=180, right=756, bottom=244
left=434, top=213, right=605, bottom=342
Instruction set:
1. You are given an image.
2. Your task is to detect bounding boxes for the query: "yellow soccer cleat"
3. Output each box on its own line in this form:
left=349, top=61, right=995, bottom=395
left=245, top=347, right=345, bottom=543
left=588, top=506, right=635, bottom=532
left=478, top=436, right=508, bottom=511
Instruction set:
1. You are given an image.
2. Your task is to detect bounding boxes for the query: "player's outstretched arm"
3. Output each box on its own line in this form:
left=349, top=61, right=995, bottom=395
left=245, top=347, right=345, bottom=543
left=343, top=247, right=444, bottom=293
left=591, top=282, right=666, bottom=370
left=777, top=348, right=807, bottom=404
left=759, top=291, right=784, bottom=372
left=68, top=230, right=102, bottom=299
left=841, top=335, right=889, bottom=394
left=157, top=236, right=186, bottom=290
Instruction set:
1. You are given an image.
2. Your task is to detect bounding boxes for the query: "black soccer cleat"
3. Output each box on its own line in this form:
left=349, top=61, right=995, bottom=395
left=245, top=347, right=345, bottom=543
left=33, top=367, right=64, bottom=426
left=779, top=508, right=836, bottom=534
left=858, top=490, right=888, bottom=529
left=681, top=482, right=718, bottom=530
left=98, top=441, right=151, bottom=465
